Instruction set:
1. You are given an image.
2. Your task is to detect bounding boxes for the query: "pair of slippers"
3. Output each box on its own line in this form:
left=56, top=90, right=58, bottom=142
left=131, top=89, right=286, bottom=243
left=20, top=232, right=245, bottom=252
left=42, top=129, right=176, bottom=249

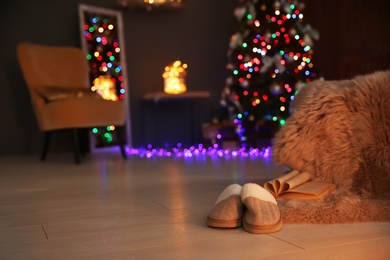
left=207, top=183, right=282, bottom=234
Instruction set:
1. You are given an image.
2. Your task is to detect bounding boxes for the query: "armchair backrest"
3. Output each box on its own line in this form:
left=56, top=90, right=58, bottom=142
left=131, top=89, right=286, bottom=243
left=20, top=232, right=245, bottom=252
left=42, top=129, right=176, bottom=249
left=17, top=42, right=90, bottom=91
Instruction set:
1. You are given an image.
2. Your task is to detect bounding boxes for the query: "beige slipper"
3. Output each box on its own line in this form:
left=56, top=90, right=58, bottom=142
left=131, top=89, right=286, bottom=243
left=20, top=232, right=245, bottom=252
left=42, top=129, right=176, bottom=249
left=241, top=183, right=282, bottom=234
left=207, top=184, right=243, bottom=228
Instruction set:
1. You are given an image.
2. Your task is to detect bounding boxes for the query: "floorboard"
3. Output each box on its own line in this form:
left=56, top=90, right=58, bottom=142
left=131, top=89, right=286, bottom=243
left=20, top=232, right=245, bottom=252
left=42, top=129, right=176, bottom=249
left=0, top=152, right=389, bottom=259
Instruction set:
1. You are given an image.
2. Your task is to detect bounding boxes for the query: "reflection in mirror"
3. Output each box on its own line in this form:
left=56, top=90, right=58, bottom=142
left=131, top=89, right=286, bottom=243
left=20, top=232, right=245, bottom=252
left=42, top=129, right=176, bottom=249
left=78, top=4, right=132, bottom=151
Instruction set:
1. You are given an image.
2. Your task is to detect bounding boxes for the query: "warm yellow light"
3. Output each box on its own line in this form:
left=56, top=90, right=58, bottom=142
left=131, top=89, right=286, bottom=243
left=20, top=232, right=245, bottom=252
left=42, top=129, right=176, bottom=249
left=92, top=76, right=118, bottom=101
left=144, top=0, right=167, bottom=4
left=162, top=60, right=188, bottom=94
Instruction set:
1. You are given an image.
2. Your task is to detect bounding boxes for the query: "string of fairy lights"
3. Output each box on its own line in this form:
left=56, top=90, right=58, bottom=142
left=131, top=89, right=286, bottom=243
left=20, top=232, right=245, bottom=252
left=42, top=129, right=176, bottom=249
left=124, top=143, right=272, bottom=160
left=222, top=0, right=319, bottom=144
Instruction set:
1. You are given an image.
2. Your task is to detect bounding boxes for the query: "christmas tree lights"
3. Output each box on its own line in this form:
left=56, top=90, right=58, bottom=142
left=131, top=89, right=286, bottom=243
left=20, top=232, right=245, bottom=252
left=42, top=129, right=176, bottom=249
left=220, top=0, right=320, bottom=145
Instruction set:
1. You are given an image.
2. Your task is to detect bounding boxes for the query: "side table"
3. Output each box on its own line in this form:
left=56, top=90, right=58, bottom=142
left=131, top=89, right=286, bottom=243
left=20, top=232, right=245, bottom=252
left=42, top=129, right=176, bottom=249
left=143, top=91, right=211, bottom=147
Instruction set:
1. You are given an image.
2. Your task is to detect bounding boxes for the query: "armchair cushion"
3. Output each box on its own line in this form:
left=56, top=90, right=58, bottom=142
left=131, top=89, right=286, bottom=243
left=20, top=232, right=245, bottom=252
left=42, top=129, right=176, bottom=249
left=35, top=87, right=102, bottom=102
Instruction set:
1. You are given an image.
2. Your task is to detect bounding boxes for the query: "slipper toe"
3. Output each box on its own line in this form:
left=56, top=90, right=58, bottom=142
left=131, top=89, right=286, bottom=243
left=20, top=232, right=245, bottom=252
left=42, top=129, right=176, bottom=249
left=241, top=183, right=282, bottom=234
left=207, top=184, right=243, bottom=228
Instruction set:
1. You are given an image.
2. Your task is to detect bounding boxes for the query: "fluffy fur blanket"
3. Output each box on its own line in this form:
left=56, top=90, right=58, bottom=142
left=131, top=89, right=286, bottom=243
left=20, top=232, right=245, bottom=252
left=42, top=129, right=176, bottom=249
left=272, top=70, right=390, bottom=223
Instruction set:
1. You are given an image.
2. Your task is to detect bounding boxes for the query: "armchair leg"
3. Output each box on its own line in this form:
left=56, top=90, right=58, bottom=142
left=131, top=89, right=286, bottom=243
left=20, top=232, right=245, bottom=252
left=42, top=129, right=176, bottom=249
left=72, top=128, right=81, bottom=164
left=41, top=132, right=51, bottom=161
left=78, top=128, right=88, bottom=157
left=117, top=126, right=127, bottom=159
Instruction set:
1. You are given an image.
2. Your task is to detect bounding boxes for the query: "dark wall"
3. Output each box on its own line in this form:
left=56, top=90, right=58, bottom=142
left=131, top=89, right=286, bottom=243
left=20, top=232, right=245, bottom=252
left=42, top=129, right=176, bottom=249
left=0, top=0, right=388, bottom=156
left=305, top=0, right=390, bottom=80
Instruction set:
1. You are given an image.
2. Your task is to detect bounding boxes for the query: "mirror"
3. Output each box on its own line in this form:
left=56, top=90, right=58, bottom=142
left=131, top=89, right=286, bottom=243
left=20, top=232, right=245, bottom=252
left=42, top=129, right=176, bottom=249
left=78, top=4, right=132, bottom=152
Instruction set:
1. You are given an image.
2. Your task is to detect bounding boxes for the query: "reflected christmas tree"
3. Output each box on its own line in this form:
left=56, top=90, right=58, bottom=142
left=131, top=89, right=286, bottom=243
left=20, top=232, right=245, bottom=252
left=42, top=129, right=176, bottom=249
left=219, top=0, right=320, bottom=146
left=81, top=10, right=127, bottom=148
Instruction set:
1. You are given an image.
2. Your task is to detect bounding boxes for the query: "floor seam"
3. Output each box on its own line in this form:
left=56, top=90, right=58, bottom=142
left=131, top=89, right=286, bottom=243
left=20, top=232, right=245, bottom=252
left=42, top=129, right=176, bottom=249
left=41, top=224, right=49, bottom=240
left=268, top=234, right=306, bottom=250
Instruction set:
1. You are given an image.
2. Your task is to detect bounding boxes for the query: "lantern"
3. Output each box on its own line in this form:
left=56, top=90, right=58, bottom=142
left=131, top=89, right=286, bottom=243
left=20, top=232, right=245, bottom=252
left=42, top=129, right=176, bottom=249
left=162, top=60, right=188, bottom=94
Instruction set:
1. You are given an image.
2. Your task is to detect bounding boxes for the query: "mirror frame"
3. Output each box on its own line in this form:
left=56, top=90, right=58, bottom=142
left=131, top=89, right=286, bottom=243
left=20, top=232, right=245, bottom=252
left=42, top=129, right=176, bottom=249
left=78, top=3, right=133, bottom=152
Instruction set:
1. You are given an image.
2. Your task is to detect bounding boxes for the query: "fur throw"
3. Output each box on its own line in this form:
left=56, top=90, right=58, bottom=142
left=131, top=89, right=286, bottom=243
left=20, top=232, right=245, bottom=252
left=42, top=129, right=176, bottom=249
left=272, top=70, right=390, bottom=223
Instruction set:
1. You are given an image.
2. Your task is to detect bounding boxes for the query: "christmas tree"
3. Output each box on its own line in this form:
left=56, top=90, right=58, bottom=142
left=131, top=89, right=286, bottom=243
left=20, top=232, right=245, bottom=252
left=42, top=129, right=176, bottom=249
left=219, top=0, right=320, bottom=145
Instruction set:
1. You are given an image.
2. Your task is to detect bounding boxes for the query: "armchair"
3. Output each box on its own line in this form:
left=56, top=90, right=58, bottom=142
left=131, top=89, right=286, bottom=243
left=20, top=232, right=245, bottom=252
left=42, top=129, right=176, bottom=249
left=17, top=42, right=128, bottom=164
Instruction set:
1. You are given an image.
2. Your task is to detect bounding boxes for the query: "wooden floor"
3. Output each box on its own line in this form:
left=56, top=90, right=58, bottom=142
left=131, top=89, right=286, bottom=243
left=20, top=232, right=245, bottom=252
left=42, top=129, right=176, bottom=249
left=1, top=150, right=389, bottom=260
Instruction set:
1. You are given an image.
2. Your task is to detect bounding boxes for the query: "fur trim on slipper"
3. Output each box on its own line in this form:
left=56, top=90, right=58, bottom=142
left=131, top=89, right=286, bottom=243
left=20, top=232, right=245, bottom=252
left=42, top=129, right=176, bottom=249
left=241, top=183, right=282, bottom=234
left=207, top=184, right=243, bottom=228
